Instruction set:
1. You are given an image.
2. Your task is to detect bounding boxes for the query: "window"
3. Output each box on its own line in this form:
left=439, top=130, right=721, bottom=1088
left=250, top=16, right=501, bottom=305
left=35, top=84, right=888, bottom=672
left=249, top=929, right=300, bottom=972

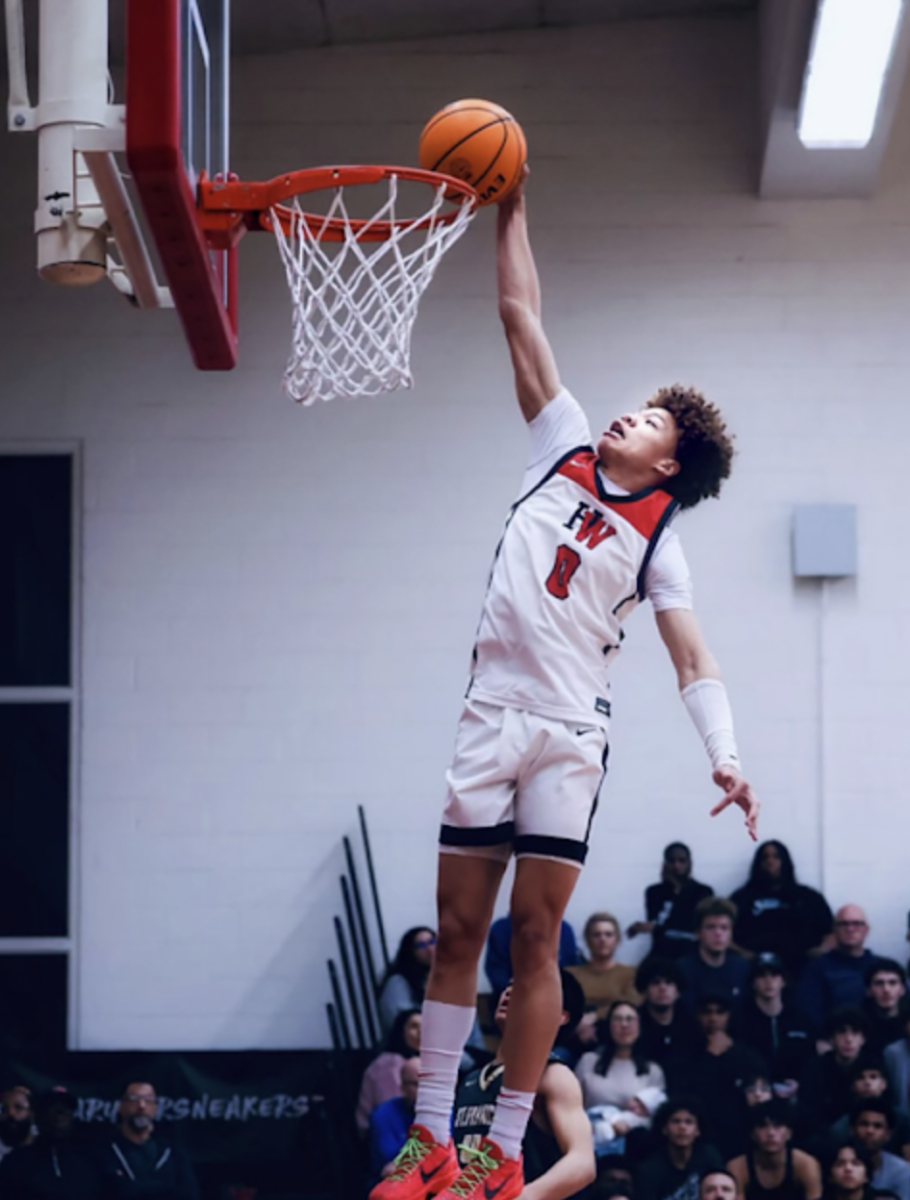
left=0, top=451, right=76, bottom=1052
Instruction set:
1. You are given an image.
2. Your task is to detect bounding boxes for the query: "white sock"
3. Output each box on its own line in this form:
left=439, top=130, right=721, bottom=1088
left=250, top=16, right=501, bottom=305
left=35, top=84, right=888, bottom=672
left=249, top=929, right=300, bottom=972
left=414, top=999, right=476, bottom=1145
left=487, top=1086, right=535, bottom=1161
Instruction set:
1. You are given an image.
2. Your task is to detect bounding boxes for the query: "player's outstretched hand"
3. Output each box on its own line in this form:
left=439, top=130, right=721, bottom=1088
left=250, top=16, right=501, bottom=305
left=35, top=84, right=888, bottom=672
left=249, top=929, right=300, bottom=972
left=709, top=766, right=760, bottom=841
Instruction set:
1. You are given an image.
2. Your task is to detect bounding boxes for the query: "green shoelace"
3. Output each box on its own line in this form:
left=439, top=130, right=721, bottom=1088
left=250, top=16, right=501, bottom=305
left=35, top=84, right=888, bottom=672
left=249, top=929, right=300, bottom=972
left=388, top=1133, right=433, bottom=1181
left=448, top=1144, right=500, bottom=1197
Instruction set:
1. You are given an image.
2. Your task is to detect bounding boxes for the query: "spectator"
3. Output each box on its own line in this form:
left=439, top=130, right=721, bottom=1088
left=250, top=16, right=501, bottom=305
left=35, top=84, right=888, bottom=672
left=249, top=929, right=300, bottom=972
left=683, top=995, right=767, bottom=1159
left=628, top=844, right=713, bottom=962
left=885, top=1008, right=910, bottom=1119
left=0, top=1085, right=34, bottom=1161
left=699, top=1170, right=739, bottom=1200
left=576, top=1002, right=667, bottom=1120
left=797, top=908, right=875, bottom=1030
left=727, top=1100, right=823, bottom=1200
left=848, top=1099, right=910, bottom=1200
left=737, top=953, right=815, bottom=1095
left=0, top=1085, right=100, bottom=1200
left=679, top=900, right=750, bottom=1017
left=729, top=842, right=832, bottom=978
left=370, top=1057, right=421, bottom=1185
left=95, top=1081, right=200, bottom=1200
left=743, top=1073, right=774, bottom=1107
left=863, top=961, right=907, bottom=1055
left=823, top=1141, right=876, bottom=1200
left=636, top=958, right=702, bottom=1088
left=701, top=1171, right=744, bottom=1200
left=635, top=1098, right=725, bottom=1200
left=571, top=913, right=642, bottom=1045
left=379, top=927, right=436, bottom=1034
left=830, top=1061, right=910, bottom=1159
left=357, top=1008, right=421, bottom=1135
left=452, top=971, right=596, bottom=1200
left=485, top=915, right=580, bottom=1003
left=800, top=1008, right=870, bottom=1130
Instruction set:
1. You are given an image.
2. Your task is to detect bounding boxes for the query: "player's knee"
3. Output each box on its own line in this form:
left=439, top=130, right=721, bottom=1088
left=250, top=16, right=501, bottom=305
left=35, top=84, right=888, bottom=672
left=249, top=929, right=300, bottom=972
left=435, top=908, right=488, bottom=965
left=508, top=911, right=560, bottom=974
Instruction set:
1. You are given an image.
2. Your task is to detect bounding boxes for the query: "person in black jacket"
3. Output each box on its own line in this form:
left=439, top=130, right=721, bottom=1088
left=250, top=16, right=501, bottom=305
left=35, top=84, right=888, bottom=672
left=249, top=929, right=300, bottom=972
left=628, top=845, right=713, bottom=963
left=96, top=1081, right=200, bottom=1200
left=681, top=995, right=768, bottom=1160
left=636, top=958, right=702, bottom=1090
left=0, top=1086, right=101, bottom=1200
left=730, top=842, right=832, bottom=979
left=737, top=953, right=815, bottom=1097
left=635, top=1097, right=725, bottom=1200
left=799, top=1009, right=870, bottom=1132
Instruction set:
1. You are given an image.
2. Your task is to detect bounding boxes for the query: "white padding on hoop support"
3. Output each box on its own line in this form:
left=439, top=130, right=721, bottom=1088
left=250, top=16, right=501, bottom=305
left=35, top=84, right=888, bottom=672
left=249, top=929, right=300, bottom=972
left=271, top=174, right=475, bottom=404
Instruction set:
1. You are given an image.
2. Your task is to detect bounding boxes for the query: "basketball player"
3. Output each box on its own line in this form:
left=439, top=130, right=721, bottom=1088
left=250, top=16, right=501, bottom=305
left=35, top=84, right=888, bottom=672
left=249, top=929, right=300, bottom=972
left=371, top=171, right=759, bottom=1200
left=451, top=972, right=594, bottom=1200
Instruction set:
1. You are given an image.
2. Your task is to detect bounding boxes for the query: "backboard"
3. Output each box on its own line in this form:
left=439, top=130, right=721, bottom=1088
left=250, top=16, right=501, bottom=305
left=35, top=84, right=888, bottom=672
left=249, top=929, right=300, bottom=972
left=126, top=0, right=236, bottom=369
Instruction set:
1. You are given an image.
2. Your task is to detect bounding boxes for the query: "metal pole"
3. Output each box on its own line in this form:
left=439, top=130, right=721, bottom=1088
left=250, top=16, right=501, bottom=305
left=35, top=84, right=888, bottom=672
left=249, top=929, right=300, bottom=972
left=344, top=834, right=380, bottom=999
left=326, top=1002, right=342, bottom=1053
left=358, top=804, right=390, bottom=972
left=342, top=874, right=379, bottom=1046
left=334, top=916, right=365, bottom=1048
left=327, top=960, right=351, bottom=1051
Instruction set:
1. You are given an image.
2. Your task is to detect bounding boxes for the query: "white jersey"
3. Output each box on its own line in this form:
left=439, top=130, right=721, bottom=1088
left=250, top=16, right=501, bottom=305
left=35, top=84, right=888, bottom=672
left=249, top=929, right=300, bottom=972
left=467, top=389, right=690, bottom=726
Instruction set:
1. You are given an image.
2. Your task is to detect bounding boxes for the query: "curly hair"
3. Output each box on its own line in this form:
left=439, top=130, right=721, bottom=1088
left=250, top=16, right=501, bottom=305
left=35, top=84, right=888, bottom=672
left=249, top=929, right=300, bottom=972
left=647, top=384, right=734, bottom=510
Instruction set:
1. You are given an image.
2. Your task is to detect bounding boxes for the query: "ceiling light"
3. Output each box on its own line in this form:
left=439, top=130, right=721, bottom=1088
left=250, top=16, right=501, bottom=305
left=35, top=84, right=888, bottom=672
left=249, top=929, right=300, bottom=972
left=798, top=0, right=905, bottom=149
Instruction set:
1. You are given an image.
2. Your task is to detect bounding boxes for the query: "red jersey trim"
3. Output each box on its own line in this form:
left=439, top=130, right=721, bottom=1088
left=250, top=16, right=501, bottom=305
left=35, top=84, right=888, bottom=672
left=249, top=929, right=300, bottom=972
left=557, top=452, right=675, bottom=539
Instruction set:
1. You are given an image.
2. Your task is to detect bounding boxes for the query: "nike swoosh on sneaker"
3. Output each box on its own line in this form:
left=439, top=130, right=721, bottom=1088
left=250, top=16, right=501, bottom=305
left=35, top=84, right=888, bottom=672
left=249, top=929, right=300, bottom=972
left=484, top=1181, right=510, bottom=1200
left=420, top=1162, right=446, bottom=1184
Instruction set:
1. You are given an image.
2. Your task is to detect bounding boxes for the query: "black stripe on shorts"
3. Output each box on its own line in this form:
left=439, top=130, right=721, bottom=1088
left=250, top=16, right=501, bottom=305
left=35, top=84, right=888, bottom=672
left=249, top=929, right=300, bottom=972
left=440, top=821, right=515, bottom=847
left=513, top=834, right=588, bottom=865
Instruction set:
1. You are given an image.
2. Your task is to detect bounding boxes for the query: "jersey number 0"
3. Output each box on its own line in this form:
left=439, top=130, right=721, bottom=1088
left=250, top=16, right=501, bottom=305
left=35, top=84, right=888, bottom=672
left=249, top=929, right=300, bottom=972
left=545, top=544, right=581, bottom=600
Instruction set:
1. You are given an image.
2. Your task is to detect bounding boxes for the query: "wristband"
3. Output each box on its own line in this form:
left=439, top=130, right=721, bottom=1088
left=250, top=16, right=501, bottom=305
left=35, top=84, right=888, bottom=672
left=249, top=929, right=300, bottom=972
left=681, top=678, right=741, bottom=772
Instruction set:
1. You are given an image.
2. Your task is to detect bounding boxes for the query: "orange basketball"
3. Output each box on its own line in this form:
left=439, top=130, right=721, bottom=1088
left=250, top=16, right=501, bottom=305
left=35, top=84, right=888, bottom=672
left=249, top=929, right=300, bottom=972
left=419, top=99, right=527, bottom=207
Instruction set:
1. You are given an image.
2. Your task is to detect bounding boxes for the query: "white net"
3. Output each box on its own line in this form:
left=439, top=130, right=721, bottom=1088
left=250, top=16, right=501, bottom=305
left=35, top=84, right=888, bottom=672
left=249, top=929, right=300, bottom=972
left=271, top=173, right=476, bottom=405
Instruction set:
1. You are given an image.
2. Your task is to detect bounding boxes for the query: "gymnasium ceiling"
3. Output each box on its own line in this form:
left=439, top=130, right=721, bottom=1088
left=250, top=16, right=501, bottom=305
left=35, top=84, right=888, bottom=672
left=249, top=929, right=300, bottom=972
left=222, top=0, right=758, bottom=54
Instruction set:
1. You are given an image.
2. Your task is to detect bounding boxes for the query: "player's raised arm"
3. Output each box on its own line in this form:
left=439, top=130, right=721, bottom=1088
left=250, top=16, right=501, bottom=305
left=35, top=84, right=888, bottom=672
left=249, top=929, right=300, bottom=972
left=497, top=173, right=561, bottom=423
left=655, top=607, right=760, bottom=841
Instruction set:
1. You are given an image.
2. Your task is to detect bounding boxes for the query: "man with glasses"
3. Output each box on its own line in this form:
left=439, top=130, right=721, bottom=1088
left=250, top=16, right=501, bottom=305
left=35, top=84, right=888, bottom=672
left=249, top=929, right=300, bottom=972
left=97, top=1082, right=200, bottom=1199
left=797, top=906, right=875, bottom=1029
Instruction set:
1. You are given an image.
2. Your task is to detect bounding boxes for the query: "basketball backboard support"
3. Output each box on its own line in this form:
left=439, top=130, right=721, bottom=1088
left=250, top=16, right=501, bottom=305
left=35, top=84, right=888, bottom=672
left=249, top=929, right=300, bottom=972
left=6, top=0, right=476, bottom=391
left=4, top=0, right=234, bottom=369
left=126, top=0, right=237, bottom=369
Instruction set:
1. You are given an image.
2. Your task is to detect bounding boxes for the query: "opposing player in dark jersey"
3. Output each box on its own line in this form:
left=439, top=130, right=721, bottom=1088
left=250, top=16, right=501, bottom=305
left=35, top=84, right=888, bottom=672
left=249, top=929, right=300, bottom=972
left=452, top=971, right=594, bottom=1200
left=371, top=171, right=759, bottom=1200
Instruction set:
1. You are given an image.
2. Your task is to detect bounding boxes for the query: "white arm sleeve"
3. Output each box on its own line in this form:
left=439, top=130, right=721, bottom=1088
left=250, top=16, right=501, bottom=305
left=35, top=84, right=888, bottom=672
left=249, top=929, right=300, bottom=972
left=520, top=388, right=592, bottom=494
left=681, top=678, right=741, bottom=771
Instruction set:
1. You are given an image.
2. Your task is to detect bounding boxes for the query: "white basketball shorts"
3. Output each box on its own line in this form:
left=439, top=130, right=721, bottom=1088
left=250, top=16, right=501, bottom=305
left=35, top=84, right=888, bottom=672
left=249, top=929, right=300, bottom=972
left=439, top=698, right=609, bottom=867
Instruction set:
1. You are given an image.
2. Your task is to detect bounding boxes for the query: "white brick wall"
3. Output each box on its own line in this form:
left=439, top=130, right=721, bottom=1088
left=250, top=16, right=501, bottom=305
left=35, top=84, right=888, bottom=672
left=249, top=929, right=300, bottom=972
left=2, top=13, right=910, bottom=1049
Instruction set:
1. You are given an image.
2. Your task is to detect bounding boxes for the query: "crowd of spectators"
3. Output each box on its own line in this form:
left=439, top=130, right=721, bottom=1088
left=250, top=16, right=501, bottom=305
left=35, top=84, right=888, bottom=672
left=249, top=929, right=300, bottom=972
left=359, top=839, right=910, bottom=1200
left=0, top=1080, right=199, bottom=1199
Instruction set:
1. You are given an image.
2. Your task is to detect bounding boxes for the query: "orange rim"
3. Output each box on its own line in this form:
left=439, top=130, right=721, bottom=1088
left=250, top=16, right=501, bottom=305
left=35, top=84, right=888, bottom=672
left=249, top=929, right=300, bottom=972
left=198, top=165, right=478, bottom=246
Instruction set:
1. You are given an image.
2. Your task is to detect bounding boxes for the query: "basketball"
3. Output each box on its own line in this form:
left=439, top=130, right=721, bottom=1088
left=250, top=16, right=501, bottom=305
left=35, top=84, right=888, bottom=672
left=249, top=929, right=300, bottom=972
left=419, top=99, right=527, bottom=207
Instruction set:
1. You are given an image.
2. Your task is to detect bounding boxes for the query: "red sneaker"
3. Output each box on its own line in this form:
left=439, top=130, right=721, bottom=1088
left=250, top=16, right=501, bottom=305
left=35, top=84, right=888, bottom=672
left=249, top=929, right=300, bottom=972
left=437, top=1138, right=523, bottom=1200
left=369, top=1125, right=461, bottom=1200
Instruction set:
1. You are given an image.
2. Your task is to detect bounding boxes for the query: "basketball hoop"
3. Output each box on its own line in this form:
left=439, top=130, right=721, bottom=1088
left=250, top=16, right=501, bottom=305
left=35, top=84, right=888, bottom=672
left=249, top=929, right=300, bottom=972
left=198, top=166, right=478, bottom=404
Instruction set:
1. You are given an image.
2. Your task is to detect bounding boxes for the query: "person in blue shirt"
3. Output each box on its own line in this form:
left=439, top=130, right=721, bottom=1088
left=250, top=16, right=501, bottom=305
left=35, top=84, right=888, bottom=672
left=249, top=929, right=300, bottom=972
left=485, top=914, right=580, bottom=1003
left=370, top=1058, right=421, bottom=1186
left=796, top=905, right=875, bottom=1030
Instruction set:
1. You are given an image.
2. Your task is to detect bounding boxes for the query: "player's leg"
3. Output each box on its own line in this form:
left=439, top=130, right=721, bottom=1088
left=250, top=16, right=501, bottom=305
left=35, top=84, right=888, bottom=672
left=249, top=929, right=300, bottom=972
left=415, top=849, right=506, bottom=1135
left=370, top=701, right=513, bottom=1200
left=496, top=854, right=580, bottom=1093
left=435, top=715, right=606, bottom=1200
left=369, top=852, right=505, bottom=1200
